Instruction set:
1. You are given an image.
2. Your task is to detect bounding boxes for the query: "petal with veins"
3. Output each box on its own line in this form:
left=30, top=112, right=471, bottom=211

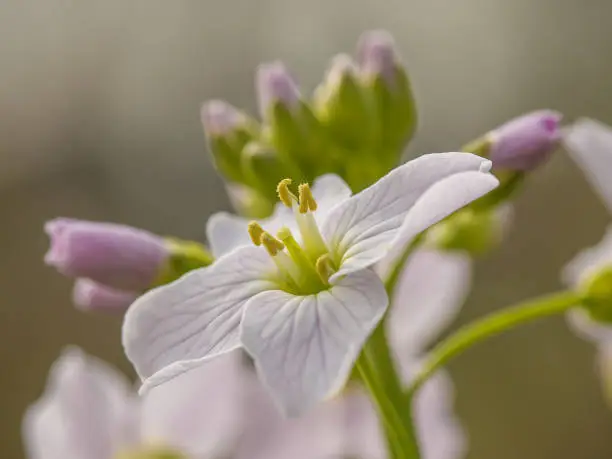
left=322, top=153, right=497, bottom=280
left=122, top=246, right=275, bottom=392
left=241, top=269, right=387, bottom=416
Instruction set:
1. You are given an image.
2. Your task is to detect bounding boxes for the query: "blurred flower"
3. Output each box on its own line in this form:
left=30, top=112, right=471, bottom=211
left=44, top=219, right=169, bottom=292
left=486, top=110, right=562, bottom=171
left=123, top=153, right=497, bottom=416
left=72, top=279, right=139, bottom=313
left=23, top=347, right=246, bottom=459
left=563, top=118, right=612, bottom=212
left=44, top=219, right=214, bottom=312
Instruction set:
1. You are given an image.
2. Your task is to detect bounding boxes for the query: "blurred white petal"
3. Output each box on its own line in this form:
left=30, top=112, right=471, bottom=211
left=388, top=249, right=472, bottom=354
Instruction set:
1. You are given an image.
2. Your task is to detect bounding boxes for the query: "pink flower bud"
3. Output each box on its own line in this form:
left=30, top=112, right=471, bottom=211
left=489, top=110, right=562, bottom=171
left=72, top=279, right=138, bottom=313
left=255, top=61, right=301, bottom=117
left=357, top=30, right=400, bottom=87
left=201, top=100, right=246, bottom=137
left=44, top=218, right=168, bottom=291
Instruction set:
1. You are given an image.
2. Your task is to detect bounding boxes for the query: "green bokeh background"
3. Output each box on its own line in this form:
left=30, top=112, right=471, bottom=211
left=2, top=1, right=612, bottom=457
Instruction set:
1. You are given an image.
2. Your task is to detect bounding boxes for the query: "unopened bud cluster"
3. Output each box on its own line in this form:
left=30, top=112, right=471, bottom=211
left=201, top=30, right=417, bottom=217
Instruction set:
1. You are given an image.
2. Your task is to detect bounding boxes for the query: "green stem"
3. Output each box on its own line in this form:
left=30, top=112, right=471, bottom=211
left=405, top=290, right=582, bottom=398
left=356, top=324, right=420, bottom=459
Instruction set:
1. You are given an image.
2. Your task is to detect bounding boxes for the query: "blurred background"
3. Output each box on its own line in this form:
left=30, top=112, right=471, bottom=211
left=3, top=0, right=612, bottom=457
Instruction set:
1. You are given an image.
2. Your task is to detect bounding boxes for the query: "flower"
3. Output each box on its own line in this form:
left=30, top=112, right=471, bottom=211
left=44, top=219, right=169, bottom=292
left=23, top=348, right=246, bottom=459
left=486, top=110, right=562, bottom=171
left=72, top=279, right=139, bottom=313
left=123, top=152, right=498, bottom=416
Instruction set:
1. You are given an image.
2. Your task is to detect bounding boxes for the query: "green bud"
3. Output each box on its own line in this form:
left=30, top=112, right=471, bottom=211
left=357, top=30, right=417, bottom=159
left=241, top=142, right=303, bottom=201
left=578, top=267, right=612, bottom=324
left=201, top=100, right=258, bottom=184
left=155, top=238, right=214, bottom=286
left=426, top=207, right=508, bottom=255
left=313, top=54, right=376, bottom=152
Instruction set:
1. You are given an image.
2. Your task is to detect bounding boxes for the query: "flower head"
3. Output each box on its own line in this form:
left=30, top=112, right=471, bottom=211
left=487, top=110, right=562, bottom=171
left=357, top=30, right=401, bottom=88
left=45, top=219, right=169, bottom=292
left=123, top=152, right=497, bottom=416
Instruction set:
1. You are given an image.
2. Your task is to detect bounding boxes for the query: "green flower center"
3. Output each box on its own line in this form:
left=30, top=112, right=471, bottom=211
left=248, top=179, right=337, bottom=295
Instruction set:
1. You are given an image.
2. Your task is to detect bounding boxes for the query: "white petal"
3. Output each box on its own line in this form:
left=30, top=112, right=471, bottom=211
left=413, top=370, right=467, bottom=459
left=22, top=348, right=138, bottom=459
left=122, top=246, right=275, bottom=393
left=240, top=269, right=388, bottom=416
left=140, top=351, right=246, bottom=457
left=563, top=118, right=612, bottom=212
left=207, top=174, right=352, bottom=257
left=387, top=249, right=472, bottom=355
left=322, top=153, right=497, bottom=280
left=566, top=309, right=612, bottom=344
left=562, top=225, right=612, bottom=287
left=206, top=212, right=252, bottom=258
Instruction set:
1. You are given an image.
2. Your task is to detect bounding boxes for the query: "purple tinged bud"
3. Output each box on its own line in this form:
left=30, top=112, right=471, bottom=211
left=357, top=29, right=400, bottom=87
left=201, top=100, right=246, bottom=136
left=488, top=110, right=562, bottom=171
left=256, top=61, right=301, bottom=117
left=44, top=218, right=168, bottom=291
left=72, top=279, right=138, bottom=313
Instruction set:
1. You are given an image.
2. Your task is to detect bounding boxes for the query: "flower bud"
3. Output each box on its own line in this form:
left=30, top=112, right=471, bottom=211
left=426, top=206, right=512, bottom=255
left=201, top=100, right=258, bottom=184
left=313, top=54, right=375, bottom=151
left=256, top=61, right=301, bottom=118
left=483, top=110, right=562, bottom=171
left=356, top=30, right=417, bottom=156
left=72, top=279, right=138, bottom=313
left=225, top=183, right=274, bottom=219
left=45, top=219, right=169, bottom=291
left=256, top=61, right=330, bottom=176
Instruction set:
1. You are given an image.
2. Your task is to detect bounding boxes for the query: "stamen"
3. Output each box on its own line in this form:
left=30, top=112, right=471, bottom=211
left=261, top=232, right=285, bottom=256
left=298, top=183, right=318, bottom=213
left=248, top=221, right=265, bottom=246
left=315, top=254, right=336, bottom=285
left=294, top=211, right=328, bottom=259
left=277, top=178, right=297, bottom=208
left=277, top=226, right=326, bottom=290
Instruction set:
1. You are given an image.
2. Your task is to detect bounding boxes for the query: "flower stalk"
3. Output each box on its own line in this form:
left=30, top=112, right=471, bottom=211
left=405, top=290, right=582, bottom=398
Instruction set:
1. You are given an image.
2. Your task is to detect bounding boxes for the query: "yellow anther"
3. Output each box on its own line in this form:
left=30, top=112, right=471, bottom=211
left=315, top=254, right=336, bottom=285
left=261, top=232, right=285, bottom=256
left=248, top=221, right=265, bottom=246
left=298, top=183, right=317, bottom=213
left=277, top=178, right=295, bottom=208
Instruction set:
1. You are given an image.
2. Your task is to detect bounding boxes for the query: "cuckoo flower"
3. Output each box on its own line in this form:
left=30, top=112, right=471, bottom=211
left=23, top=348, right=245, bottom=459
left=123, top=152, right=497, bottom=416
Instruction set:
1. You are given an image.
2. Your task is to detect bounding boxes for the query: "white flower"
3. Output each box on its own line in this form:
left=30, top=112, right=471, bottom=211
left=23, top=347, right=245, bottom=459
left=123, top=152, right=497, bottom=415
